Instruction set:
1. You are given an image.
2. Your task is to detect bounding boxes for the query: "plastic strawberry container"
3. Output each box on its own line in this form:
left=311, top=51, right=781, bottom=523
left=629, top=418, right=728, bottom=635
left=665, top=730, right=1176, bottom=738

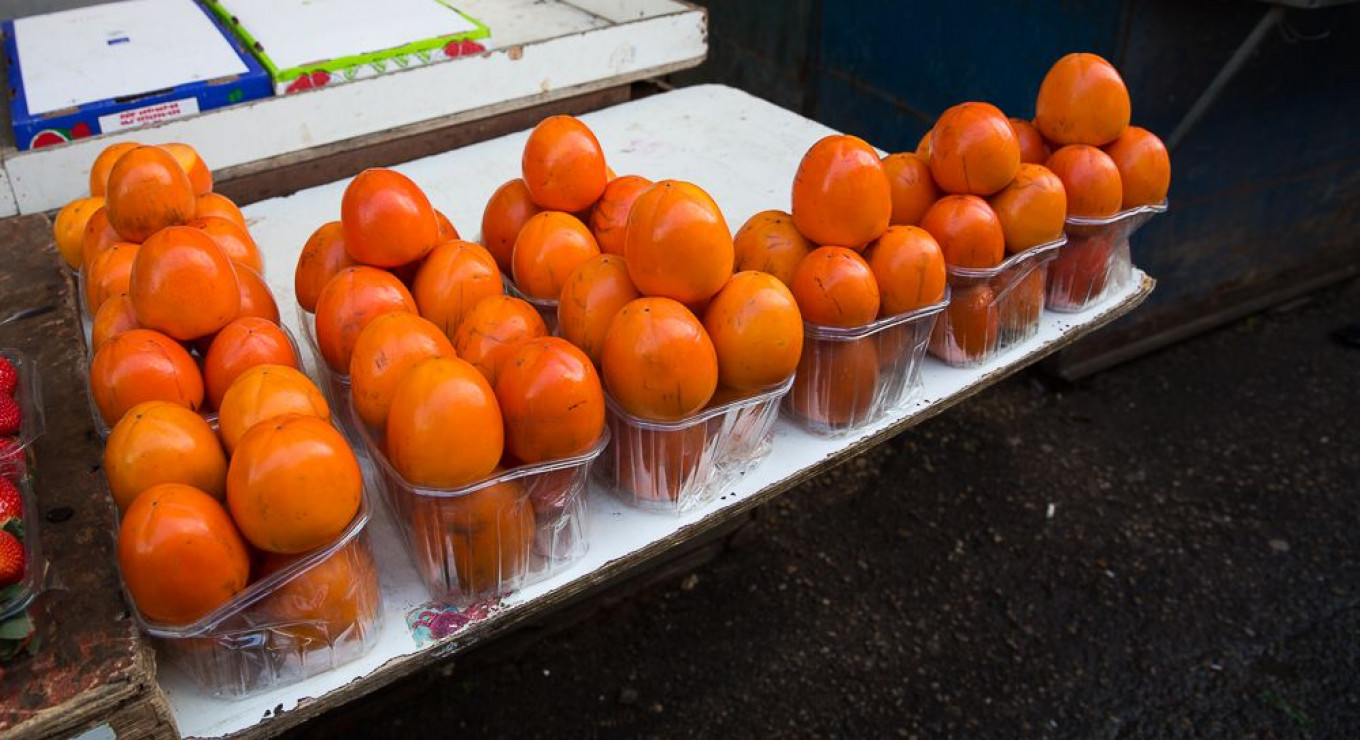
left=929, top=238, right=1064, bottom=368
left=353, top=403, right=603, bottom=605
left=0, top=350, right=45, bottom=475
left=1047, top=202, right=1166, bottom=312
left=781, top=294, right=949, bottom=437
left=133, top=497, right=383, bottom=698
left=594, top=376, right=793, bottom=514
left=0, top=473, right=44, bottom=621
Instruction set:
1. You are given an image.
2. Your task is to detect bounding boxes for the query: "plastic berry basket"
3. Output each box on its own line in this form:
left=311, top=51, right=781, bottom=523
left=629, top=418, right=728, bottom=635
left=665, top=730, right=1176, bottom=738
left=0, top=473, right=44, bottom=621
left=1047, top=201, right=1167, bottom=312
left=131, top=497, right=384, bottom=699
left=503, top=279, right=559, bottom=334
left=782, top=293, right=949, bottom=438
left=352, top=403, right=603, bottom=606
left=595, top=376, right=793, bottom=514
left=0, top=350, right=45, bottom=475
left=929, top=238, right=1064, bottom=368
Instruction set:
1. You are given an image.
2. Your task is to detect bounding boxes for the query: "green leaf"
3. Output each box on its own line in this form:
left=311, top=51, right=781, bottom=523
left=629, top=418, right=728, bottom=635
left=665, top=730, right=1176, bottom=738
left=0, top=611, right=32, bottom=640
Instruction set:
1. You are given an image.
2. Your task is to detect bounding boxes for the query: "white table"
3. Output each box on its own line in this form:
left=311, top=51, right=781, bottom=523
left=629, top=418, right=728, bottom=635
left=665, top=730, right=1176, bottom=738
left=154, top=84, right=1152, bottom=738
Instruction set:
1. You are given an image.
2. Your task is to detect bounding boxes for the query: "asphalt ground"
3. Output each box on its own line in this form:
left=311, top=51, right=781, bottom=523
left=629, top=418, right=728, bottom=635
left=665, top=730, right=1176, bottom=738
left=299, top=276, right=1360, bottom=739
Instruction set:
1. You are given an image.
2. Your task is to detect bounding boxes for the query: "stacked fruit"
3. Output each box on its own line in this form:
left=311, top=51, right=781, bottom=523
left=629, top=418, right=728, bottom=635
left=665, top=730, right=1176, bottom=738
left=0, top=469, right=29, bottom=602
left=1029, top=53, right=1171, bottom=309
left=728, top=135, right=947, bottom=434
left=0, top=355, right=28, bottom=473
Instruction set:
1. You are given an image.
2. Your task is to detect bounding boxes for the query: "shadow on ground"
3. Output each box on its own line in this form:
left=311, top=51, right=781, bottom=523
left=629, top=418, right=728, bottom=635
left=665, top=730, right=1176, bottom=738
left=297, top=278, right=1360, bottom=739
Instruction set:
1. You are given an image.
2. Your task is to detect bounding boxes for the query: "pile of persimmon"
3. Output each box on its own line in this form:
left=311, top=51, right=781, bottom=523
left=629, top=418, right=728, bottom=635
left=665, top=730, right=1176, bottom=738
left=291, top=147, right=606, bottom=593
left=732, top=135, right=946, bottom=427
left=73, top=142, right=305, bottom=430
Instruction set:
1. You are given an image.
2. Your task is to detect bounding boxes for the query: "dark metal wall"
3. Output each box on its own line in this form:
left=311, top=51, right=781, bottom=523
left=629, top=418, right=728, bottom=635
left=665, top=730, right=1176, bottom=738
left=676, top=0, right=1360, bottom=367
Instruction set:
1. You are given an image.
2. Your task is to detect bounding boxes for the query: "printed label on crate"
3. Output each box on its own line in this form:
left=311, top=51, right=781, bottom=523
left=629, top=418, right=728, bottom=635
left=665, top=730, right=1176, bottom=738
left=405, top=599, right=501, bottom=647
left=97, top=97, right=200, bottom=132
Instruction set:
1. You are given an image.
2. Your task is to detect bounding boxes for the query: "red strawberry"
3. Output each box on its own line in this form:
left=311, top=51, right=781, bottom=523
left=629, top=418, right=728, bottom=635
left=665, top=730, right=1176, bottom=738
left=0, top=531, right=23, bottom=588
left=459, top=39, right=485, bottom=55
left=0, top=396, right=19, bottom=436
left=443, top=39, right=462, bottom=58
left=285, top=75, right=313, bottom=94
left=0, top=356, right=16, bottom=396
left=310, top=70, right=331, bottom=87
left=0, top=478, right=19, bottom=527
left=0, top=438, right=19, bottom=476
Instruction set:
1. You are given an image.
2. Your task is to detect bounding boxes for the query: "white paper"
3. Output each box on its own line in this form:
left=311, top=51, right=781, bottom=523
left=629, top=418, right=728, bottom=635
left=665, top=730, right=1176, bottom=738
left=218, top=0, right=481, bottom=72
left=14, top=0, right=249, bottom=116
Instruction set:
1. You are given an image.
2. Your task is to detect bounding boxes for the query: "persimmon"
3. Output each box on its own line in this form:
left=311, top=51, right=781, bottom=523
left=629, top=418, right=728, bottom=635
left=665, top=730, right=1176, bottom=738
left=920, top=195, right=1005, bottom=269
left=929, top=102, right=1021, bottom=196
left=385, top=357, right=504, bottom=487
left=624, top=180, right=734, bottom=303
left=231, top=265, right=280, bottom=324
left=228, top=414, right=362, bottom=554
left=203, top=318, right=298, bottom=410
left=119, top=483, right=249, bottom=624
left=82, top=207, right=124, bottom=268
left=452, top=295, right=548, bottom=388
left=313, top=266, right=417, bottom=373
left=521, top=115, right=608, bottom=212
left=988, top=163, right=1068, bottom=252
left=105, top=145, right=196, bottom=242
left=1048, top=233, right=1115, bottom=308
left=732, top=210, right=814, bottom=287
left=1010, top=118, right=1050, bottom=165
left=90, top=329, right=204, bottom=426
left=511, top=211, right=600, bottom=300
left=702, top=272, right=803, bottom=390
left=161, top=143, right=213, bottom=196
left=557, top=254, right=640, bottom=366
left=589, top=175, right=652, bottom=256
left=496, top=337, right=605, bottom=463
left=882, top=152, right=939, bottom=227
left=350, top=312, right=455, bottom=430
left=84, top=242, right=139, bottom=315
left=91, top=294, right=140, bottom=351
left=294, top=222, right=355, bottom=313
left=1103, top=126, right=1170, bottom=209
left=435, top=209, right=459, bottom=241
left=54, top=196, right=105, bottom=269
left=412, top=241, right=503, bottom=338
left=600, top=297, right=718, bottom=420
left=1046, top=145, right=1123, bottom=219
left=789, top=337, right=879, bottom=427
left=89, top=141, right=139, bottom=197
left=1034, top=52, right=1130, bottom=147
left=863, top=226, right=947, bottom=315
left=341, top=168, right=440, bottom=267
left=408, top=476, right=534, bottom=595
left=930, top=285, right=998, bottom=364
left=790, top=246, right=880, bottom=327
left=480, top=178, right=542, bottom=274
left=127, top=226, right=239, bottom=340
left=916, top=130, right=932, bottom=160
left=194, top=192, right=247, bottom=229
left=259, top=537, right=380, bottom=645
left=612, top=424, right=710, bottom=504
left=190, top=215, right=263, bottom=274
left=105, top=401, right=227, bottom=512
left=217, top=364, right=329, bottom=454
left=791, top=135, right=892, bottom=248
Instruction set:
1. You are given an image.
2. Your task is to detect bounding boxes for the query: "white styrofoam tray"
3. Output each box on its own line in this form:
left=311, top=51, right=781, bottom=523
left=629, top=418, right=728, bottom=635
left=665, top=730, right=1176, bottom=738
left=162, top=84, right=1149, bottom=738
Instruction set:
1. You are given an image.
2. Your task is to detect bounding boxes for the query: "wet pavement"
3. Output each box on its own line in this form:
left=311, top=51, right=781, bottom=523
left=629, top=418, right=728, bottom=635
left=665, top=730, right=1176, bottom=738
left=307, top=277, right=1360, bottom=738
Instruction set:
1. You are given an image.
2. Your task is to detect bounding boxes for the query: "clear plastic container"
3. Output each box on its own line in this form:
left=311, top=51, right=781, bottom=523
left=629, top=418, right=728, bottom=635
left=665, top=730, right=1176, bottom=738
left=503, top=279, right=559, bottom=334
left=0, top=350, right=45, bottom=476
left=782, top=294, right=949, bottom=437
left=353, top=405, right=603, bottom=605
left=0, top=473, right=44, bottom=620
left=595, top=376, right=793, bottom=513
left=1047, top=202, right=1166, bottom=312
left=134, top=498, right=383, bottom=699
left=929, top=238, right=1064, bottom=367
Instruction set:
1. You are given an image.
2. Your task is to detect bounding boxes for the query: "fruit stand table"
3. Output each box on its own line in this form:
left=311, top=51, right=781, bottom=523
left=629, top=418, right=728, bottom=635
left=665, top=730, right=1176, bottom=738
left=98, top=83, right=1149, bottom=739
left=0, top=0, right=708, bottom=218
